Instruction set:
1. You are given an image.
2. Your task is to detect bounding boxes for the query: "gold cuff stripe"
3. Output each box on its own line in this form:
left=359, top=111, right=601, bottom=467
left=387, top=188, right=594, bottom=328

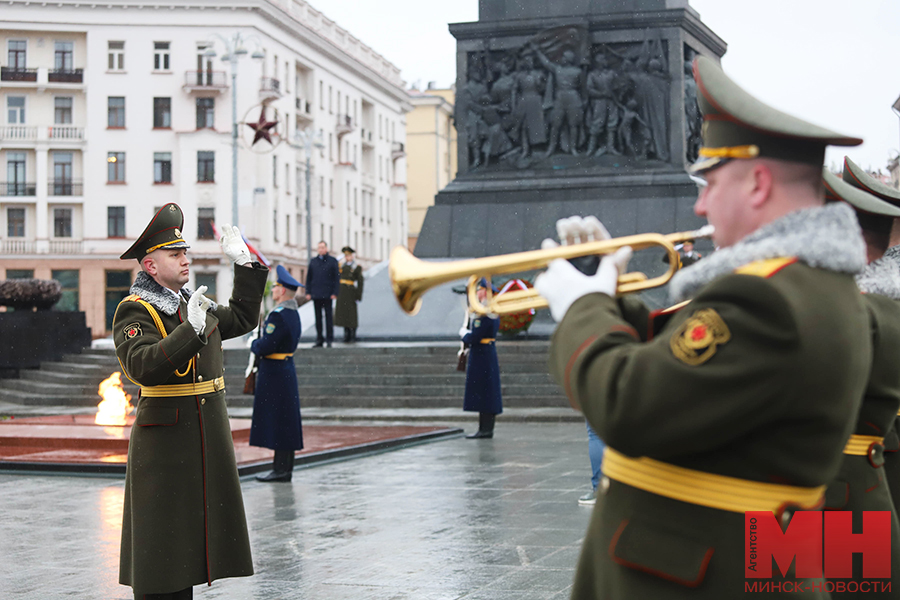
left=264, top=353, right=294, bottom=360
left=141, top=376, right=225, bottom=397
left=602, top=447, right=825, bottom=513
left=843, top=434, right=883, bottom=456
left=698, top=144, right=760, bottom=159
left=340, top=279, right=356, bottom=285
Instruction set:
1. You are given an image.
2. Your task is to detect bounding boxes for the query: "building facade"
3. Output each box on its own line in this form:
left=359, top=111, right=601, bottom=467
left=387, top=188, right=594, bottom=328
left=0, top=0, right=410, bottom=336
left=405, top=86, right=455, bottom=252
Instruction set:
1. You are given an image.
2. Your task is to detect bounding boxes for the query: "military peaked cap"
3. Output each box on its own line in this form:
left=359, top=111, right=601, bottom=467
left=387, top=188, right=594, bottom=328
left=842, top=156, right=900, bottom=208
left=341, top=246, right=356, bottom=254
left=275, top=265, right=302, bottom=291
left=120, top=203, right=190, bottom=260
left=690, top=56, right=862, bottom=174
left=823, top=168, right=900, bottom=218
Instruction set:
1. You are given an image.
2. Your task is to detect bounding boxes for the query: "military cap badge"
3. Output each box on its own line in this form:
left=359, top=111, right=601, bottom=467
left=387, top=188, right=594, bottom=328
left=670, top=309, right=730, bottom=366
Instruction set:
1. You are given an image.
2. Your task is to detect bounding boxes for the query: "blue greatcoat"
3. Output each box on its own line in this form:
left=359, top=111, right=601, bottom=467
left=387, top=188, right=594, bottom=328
left=462, top=315, right=503, bottom=414
left=249, top=301, right=303, bottom=450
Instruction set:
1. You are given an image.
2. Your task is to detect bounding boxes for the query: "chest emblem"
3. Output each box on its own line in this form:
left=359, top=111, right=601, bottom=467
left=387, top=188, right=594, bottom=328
left=670, top=308, right=731, bottom=366
left=123, top=323, right=142, bottom=340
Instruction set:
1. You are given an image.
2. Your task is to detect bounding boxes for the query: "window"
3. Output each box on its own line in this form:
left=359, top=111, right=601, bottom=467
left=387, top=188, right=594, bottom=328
left=54, top=41, right=73, bottom=71
left=354, top=188, right=358, bottom=215
left=108, top=206, right=125, bottom=238
left=54, top=97, right=73, bottom=124
left=53, top=152, right=73, bottom=194
left=108, top=41, right=124, bottom=71
left=379, top=115, right=383, bottom=139
left=328, top=85, right=333, bottom=113
left=108, top=152, right=125, bottom=183
left=53, top=208, right=72, bottom=238
left=52, top=269, right=79, bottom=312
left=7, top=96, right=25, bottom=124
left=273, top=155, right=278, bottom=188
left=319, top=176, right=324, bottom=205
left=198, top=207, right=215, bottom=239
left=379, top=196, right=383, bottom=222
left=7, top=152, right=26, bottom=196
left=195, top=273, right=217, bottom=303
left=197, top=151, right=214, bottom=182
left=108, top=97, right=125, bottom=128
left=7, top=269, right=33, bottom=279
left=7, top=207, right=25, bottom=237
left=153, top=152, right=172, bottom=184
left=8, top=40, right=26, bottom=69
left=328, top=133, right=333, bottom=161
left=153, top=42, right=170, bottom=70
left=105, top=270, right=132, bottom=330
left=329, top=178, right=334, bottom=208
left=153, top=97, right=171, bottom=128
left=273, top=209, right=278, bottom=242
left=319, top=81, right=324, bottom=109
left=196, top=97, right=214, bottom=129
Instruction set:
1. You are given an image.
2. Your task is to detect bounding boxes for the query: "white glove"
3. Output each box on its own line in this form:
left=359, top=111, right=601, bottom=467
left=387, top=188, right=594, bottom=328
left=219, top=223, right=252, bottom=266
left=459, top=325, right=470, bottom=339
left=245, top=328, right=259, bottom=348
left=187, top=285, right=212, bottom=335
left=535, top=244, right=633, bottom=322
left=556, top=215, right=611, bottom=245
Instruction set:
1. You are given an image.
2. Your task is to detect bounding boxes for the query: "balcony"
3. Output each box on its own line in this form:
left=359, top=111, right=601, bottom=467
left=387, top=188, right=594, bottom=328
left=48, top=180, right=83, bottom=196
left=48, top=125, right=84, bottom=141
left=1, top=67, right=37, bottom=82
left=361, top=128, right=375, bottom=149
left=0, top=182, right=36, bottom=197
left=295, top=97, right=313, bottom=124
left=1, top=239, right=36, bottom=254
left=260, top=77, right=282, bottom=102
left=49, top=239, right=83, bottom=254
left=183, top=70, right=227, bottom=93
left=391, top=141, right=406, bottom=161
left=0, top=126, right=37, bottom=141
left=48, top=68, right=83, bottom=83
left=336, top=114, right=354, bottom=137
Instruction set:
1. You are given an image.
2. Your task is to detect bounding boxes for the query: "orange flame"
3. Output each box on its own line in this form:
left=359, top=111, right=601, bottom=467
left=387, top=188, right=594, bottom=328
left=95, top=372, right=134, bottom=426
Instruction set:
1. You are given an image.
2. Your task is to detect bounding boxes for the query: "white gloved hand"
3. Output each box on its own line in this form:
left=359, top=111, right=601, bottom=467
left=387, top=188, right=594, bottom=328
left=187, top=285, right=212, bottom=335
left=535, top=245, right=633, bottom=322
left=219, top=223, right=253, bottom=266
left=556, top=215, right=611, bottom=245
left=459, top=325, right=470, bottom=339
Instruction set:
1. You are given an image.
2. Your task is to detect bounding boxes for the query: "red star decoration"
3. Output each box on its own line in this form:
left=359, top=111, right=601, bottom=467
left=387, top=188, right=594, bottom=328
left=246, top=108, right=278, bottom=146
left=690, top=325, right=708, bottom=341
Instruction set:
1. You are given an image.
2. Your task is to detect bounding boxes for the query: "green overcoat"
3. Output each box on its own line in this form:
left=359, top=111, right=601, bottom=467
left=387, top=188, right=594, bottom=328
left=334, top=261, right=363, bottom=329
left=549, top=259, right=872, bottom=599
left=114, top=264, right=267, bottom=596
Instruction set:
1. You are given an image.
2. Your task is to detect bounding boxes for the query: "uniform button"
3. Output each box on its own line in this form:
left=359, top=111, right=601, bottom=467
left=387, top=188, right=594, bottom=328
left=197, top=375, right=204, bottom=382
left=600, top=476, right=611, bottom=495
left=200, top=398, right=206, bottom=405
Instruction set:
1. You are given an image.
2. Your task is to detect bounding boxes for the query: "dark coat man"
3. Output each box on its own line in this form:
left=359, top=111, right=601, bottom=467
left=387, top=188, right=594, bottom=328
left=334, top=246, right=363, bottom=341
left=305, top=241, right=340, bottom=347
left=536, top=57, right=871, bottom=599
left=113, top=204, right=267, bottom=599
left=251, top=265, right=303, bottom=482
left=461, top=281, right=502, bottom=439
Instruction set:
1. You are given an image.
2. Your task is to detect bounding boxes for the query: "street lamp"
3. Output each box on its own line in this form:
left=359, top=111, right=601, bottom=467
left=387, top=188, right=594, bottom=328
left=292, top=128, right=325, bottom=262
left=203, top=33, right=264, bottom=228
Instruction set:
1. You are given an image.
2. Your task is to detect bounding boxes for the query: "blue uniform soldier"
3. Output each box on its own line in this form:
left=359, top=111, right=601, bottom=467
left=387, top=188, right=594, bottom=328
left=461, top=278, right=503, bottom=439
left=250, top=265, right=304, bottom=482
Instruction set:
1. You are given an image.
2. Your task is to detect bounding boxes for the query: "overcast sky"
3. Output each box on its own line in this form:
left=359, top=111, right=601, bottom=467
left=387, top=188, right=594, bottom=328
left=317, top=0, right=900, bottom=172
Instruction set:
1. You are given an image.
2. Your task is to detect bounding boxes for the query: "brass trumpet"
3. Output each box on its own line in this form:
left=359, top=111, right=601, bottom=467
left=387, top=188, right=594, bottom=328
left=390, top=225, right=714, bottom=316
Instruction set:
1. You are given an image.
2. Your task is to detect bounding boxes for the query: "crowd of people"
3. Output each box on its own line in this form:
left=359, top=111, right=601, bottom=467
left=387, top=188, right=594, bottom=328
left=109, top=54, right=900, bottom=599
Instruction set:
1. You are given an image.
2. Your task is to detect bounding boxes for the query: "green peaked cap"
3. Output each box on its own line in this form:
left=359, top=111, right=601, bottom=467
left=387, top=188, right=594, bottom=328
left=842, top=156, right=900, bottom=208
left=690, top=56, right=862, bottom=174
left=823, top=168, right=900, bottom=218
left=120, top=203, right=191, bottom=260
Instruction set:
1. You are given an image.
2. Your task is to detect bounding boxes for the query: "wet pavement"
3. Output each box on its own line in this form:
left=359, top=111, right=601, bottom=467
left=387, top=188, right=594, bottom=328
left=0, top=421, right=593, bottom=599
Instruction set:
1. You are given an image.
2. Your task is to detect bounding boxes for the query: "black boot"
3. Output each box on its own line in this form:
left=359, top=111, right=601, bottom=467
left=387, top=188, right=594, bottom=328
left=140, top=589, right=192, bottom=600
left=350, top=328, right=357, bottom=342
left=256, top=450, right=294, bottom=482
left=343, top=328, right=351, bottom=342
left=466, top=412, right=495, bottom=439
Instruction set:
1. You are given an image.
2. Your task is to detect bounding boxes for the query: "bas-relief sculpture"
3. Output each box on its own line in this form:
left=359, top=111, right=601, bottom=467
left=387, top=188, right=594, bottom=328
left=683, top=46, right=703, bottom=163
left=458, top=26, right=678, bottom=172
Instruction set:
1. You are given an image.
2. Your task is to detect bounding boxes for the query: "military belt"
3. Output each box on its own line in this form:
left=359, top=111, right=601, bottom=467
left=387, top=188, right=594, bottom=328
left=264, top=353, right=294, bottom=360
left=141, top=376, right=225, bottom=397
left=340, top=279, right=355, bottom=285
left=843, top=434, right=883, bottom=456
left=602, top=448, right=825, bottom=514
left=480, top=338, right=496, bottom=344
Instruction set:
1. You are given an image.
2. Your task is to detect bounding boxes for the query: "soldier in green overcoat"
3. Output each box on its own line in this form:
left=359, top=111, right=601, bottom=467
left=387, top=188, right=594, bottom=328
left=334, top=246, right=363, bottom=342
left=113, top=204, right=268, bottom=599
left=535, top=57, right=872, bottom=599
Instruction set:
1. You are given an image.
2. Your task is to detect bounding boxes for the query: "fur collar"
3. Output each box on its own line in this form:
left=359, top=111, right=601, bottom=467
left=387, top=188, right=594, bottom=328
left=276, top=299, right=298, bottom=311
left=669, top=203, right=866, bottom=303
left=857, top=247, right=900, bottom=300
left=130, top=271, right=218, bottom=316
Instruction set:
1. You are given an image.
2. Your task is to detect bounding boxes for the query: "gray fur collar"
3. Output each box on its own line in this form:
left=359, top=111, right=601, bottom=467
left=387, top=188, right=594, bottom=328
left=857, top=247, right=900, bottom=300
left=669, top=203, right=866, bottom=303
left=277, top=299, right=298, bottom=311
left=130, top=271, right=218, bottom=316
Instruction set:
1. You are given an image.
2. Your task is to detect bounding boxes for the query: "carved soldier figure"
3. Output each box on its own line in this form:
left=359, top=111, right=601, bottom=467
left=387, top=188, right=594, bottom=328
left=585, top=52, right=621, bottom=157
left=532, top=45, right=586, bottom=157
left=513, top=54, right=548, bottom=158
left=459, top=70, right=489, bottom=168
left=684, top=58, right=702, bottom=161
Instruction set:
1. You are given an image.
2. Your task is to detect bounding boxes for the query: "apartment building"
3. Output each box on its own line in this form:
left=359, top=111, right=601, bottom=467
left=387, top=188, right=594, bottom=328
left=0, top=0, right=410, bottom=336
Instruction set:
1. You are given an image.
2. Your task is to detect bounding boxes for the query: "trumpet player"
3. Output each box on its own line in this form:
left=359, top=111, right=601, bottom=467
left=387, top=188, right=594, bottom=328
left=535, top=56, right=871, bottom=599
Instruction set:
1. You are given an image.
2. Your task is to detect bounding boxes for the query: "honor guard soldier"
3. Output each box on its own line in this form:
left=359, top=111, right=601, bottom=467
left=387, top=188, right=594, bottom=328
left=460, top=278, right=503, bottom=439
left=334, top=246, right=363, bottom=342
left=113, top=204, right=268, bottom=599
left=821, top=169, right=900, bottom=595
left=535, top=56, right=871, bottom=599
left=250, top=265, right=304, bottom=482
left=842, top=156, right=900, bottom=512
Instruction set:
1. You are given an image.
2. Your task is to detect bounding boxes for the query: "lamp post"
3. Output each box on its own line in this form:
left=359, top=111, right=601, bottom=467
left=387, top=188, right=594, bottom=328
left=203, top=33, right=264, bottom=229
left=292, top=128, right=325, bottom=262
